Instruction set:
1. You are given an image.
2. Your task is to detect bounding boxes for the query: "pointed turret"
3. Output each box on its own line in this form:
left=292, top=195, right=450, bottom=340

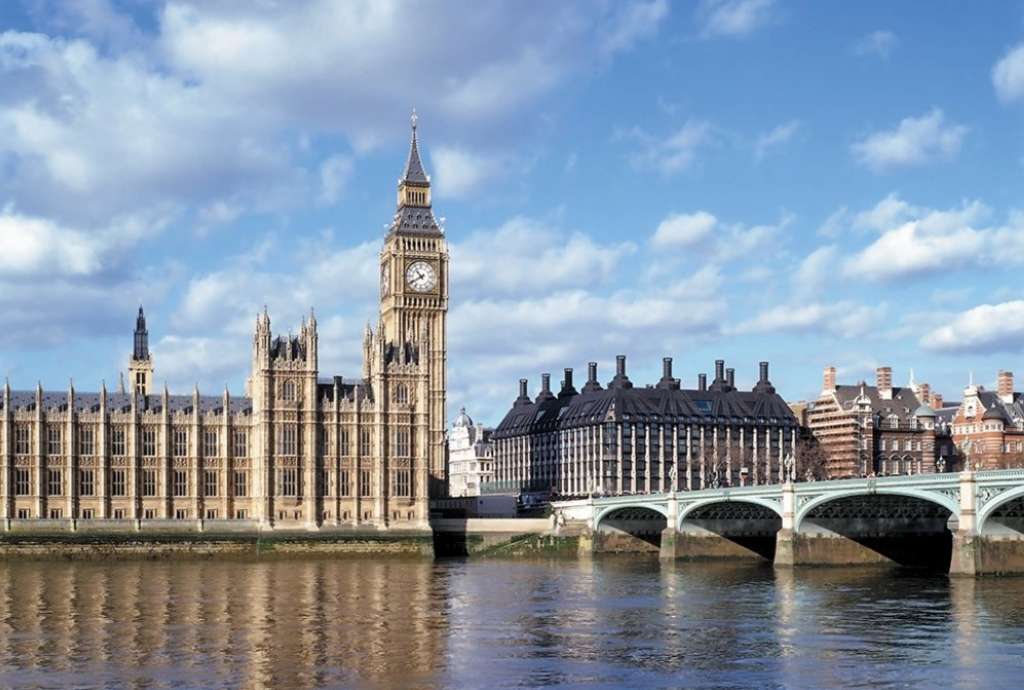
left=129, top=305, right=154, bottom=395
left=133, top=306, right=149, bottom=361
left=402, top=108, right=429, bottom=186
left=390, top=110, right=441, bottom=235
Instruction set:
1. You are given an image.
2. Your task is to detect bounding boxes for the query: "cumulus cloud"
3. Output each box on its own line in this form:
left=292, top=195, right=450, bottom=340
left=854, top=30, right=898, bottom=59
left=452, top=217, right=635, bottom=296
left=841, top=197, right=995, bottom=281
left=923, top=301, right=1024, bottom=354
left=431, top=147, right=506, bottom=200
left=793, top=245, right=838, bottom=290
left=732, top=301, right=886, bottom=339
left=623, top=120, right=714, bottom=174
left=754, top=120, right=800, bottom=160
left=993, top=43, right=1024, bottom=103
left=851, top=109, right=967, bottom=172
left=696, top=0, right=776, bottom=39
left=651, top=211, right=718, bottom=248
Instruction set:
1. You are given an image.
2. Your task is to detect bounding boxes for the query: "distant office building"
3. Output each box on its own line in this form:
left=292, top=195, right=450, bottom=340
left=488, top=356, right=799, bottom=499
left=806, top=366, right=956, bottom=478
left=448, top=408, right=494, bottom=497
left=950, top=371, right=1024, bottom=469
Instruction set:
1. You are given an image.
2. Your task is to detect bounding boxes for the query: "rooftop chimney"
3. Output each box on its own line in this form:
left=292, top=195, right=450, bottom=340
left=823, top=366, right=837, bottom=394
left=726, top=367, right=735, bottom=390
left=918, top=382, right=931, bottom=405
left=999, top=370, right=1015, bottom=403
left=876, top=366, right=892, bottom=400
left=609, top=355, right=633, bottom=389
left=559, top=368, right=577, bottom=398
left=753, top=361, right=776, bottom=394
left=515, top=378, right=532, bottom=406
left=657, top=357, right=679, bottom=390
left=931, top=392, right=944, bottom=410
left=537, top=373, right=555, bottom=402
left=698, top=373, right=707, bottom=392
left=583, top=362, right=602, bottom=393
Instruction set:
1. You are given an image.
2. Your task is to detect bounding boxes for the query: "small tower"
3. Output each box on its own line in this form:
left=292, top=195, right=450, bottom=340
left=128, top=305, right=153, bottom=396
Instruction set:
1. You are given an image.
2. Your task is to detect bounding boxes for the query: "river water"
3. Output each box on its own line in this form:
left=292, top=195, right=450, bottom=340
left=1, top=557, right=1022, bottom=689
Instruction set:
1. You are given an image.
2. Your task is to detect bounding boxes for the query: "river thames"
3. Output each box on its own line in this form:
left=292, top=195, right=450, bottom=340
left=1, top=557, right=1023, bottom=689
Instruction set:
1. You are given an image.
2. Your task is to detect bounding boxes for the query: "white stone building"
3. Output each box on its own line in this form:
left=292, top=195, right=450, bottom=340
left=447, top=408, right=493, bottom=497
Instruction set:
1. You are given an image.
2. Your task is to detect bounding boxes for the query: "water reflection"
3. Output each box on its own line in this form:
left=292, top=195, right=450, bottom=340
left=1, top=557, right=1024, bottom=689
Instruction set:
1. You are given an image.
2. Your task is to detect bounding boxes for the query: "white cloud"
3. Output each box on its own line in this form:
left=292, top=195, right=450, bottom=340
left=854, top=30, right=898, bottom=59
left=624, top=120, right=714, bottom=173
left=696, top=0, right=776, bottom=39
left=733, top=301, right=886, bottom=338
left=793, top=245, right=838, bottom=290
left=851, top=193, right=919, bottom=232
left=318, top=155, right=354, bottom=205
left=993, top=43, right=1024, bottom=103
left=431, top=147, right=505, bottom=200
left=843, top=200, right=990, bottom=281
left=599, top=0, right=670, bottom=56
left=923, top=301, right=1024, bottom=354
left=754, top=120, right=800, bottom=160
left=452, top=217, right=635, bottom=296
left=851, top=109, right=968, bottom=172
left=651, top=211, right=718, bottom=248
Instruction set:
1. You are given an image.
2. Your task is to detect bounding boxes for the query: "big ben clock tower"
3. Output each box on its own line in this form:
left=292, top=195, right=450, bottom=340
left=377, top=110, right=449, bottom=499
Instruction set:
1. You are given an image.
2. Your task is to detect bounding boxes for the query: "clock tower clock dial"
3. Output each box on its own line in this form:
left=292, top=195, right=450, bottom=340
left=405, top=261, right=437, bottom=292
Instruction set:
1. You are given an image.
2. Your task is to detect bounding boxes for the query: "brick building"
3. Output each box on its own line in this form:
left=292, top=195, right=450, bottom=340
left=806, top=366, right=956, bottom=478
left=949, top=371, right=1024, bottom=469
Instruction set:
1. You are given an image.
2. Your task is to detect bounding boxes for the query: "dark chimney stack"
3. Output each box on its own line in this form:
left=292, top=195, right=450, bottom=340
left=726, top=368, right=735, bottom=390
left=541, top=373, right=551, bottom=393
left=715, top=359, right=725, bottom=383
left=698, top=373, right=707, bottom=391
left=609, top=355, right=633, bottom=389
left=559, top=368, right=577, bottom=398
left=753, top=361, right=776, bottom=394
left=518, top=378, right=529, bottom=399
left=583, top=362, right=603, bottom=393
left=663, top=357, right=672, bottom=380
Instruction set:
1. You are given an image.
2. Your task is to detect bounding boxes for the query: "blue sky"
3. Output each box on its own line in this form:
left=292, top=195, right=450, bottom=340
left=1, top=0, right=1023, bottom=424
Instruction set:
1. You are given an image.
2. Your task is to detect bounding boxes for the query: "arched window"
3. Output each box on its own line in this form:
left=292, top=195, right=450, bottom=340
left=281, top=380, right=296, bottom=401
left=360, top=430, right=371, bottom=456
left=395, top=384, right=408, bottom=404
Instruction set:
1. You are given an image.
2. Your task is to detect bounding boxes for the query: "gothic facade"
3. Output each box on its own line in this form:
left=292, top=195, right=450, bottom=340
left=0, top=117, right=448, bottom=530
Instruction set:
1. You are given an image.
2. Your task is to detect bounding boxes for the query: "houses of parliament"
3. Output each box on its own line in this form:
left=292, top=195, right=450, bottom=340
left=0, top=116, right=449, bottom=530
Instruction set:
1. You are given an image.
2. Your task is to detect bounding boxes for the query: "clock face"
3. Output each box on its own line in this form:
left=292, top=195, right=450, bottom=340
left=381, top=263, right=390, bottom=296
left=405, top=261, right=437, bottom=292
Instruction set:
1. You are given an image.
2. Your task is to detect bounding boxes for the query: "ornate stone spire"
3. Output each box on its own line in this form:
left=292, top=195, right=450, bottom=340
left=402, top=108, right=429, bottom=185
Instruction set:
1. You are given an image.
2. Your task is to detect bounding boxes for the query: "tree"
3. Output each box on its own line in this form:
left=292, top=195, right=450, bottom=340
left=795, top=436, right=831, bottom=481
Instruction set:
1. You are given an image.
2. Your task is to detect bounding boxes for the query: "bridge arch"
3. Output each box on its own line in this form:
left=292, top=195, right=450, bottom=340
left=977, top=485, right=1024, bottom=534
left=594, top=503, right=668, bottom=530
left=795, top=487, right=958, bottom=532
left=678, top=497, right=783, bottom=529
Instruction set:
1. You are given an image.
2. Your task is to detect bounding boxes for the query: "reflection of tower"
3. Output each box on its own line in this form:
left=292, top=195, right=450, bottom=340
left=127, top=306, right=153, bottom=396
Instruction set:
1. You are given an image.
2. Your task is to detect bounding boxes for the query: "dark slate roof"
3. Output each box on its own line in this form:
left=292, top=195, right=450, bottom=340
left=270, top=335, right=306, bottom=360
left=2, top=391, right=252, bottom=415
left=403, top=129, right=429, bottom=185
left=833, top=384, right=923, bottom=422
left=388, top=204, right=442, bottom=236
left=977, top=390, right=1024, bottom=424
left=317, top=378, right=371, bottom=404
left=493, top=384, right=797, bottom=439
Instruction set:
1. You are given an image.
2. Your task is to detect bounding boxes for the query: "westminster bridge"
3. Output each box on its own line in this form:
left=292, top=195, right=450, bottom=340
left=552, top=470, right=1024, bottom=576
